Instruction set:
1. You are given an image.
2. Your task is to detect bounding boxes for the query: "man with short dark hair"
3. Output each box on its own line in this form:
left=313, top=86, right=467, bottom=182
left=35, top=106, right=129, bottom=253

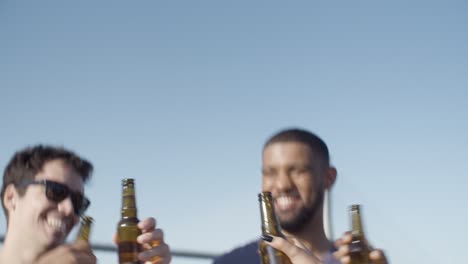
left=214, top=128, right=387, bottom=264
left=0, top=145, right=171, bottom=264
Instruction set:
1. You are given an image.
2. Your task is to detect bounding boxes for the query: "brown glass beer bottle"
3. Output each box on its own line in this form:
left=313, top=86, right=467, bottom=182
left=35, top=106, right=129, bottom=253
left=349, top=204, right=370, bottom=264
left=117, top=178, right=142, bottom=264
left=76, top=216, right=93, bottom=242
left=258, top=191, right=292, bottom=264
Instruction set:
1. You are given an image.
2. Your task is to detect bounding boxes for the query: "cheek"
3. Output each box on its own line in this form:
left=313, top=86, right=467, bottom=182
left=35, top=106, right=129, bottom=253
left=295, top=178, right=314, bottom=201
left=16, top=199, right=42, bottom=220
left=261, top=177, right=274, bottom=192
left=27, top=195, right=56, bottom=215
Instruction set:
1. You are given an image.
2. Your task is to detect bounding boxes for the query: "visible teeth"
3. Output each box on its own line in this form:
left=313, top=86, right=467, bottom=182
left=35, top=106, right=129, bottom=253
left=276, top=196, right=294, bottom=208
left=47, top=218, right=66, bottom=233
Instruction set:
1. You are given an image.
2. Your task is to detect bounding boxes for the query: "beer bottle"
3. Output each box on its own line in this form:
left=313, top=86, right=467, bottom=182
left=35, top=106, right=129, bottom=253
left=258, top=192, right=292, bottom=264
left=117, top=178, right=142, bottom=264
left=76, top=216, right=93, bottom=242
left=349, top=204, right=370, bottom=264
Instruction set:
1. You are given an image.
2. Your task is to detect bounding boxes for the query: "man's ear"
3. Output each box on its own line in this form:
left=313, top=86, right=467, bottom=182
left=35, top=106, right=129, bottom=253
left=324, top=166, right=337, bottom=190
left=3, top=184, right=18, bottom=213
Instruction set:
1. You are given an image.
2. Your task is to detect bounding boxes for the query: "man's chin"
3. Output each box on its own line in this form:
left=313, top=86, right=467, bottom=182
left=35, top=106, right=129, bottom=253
left=42, top=233, right=67, bottom=249
left=278, top=207, right=317, bottom=233
left=278, top=212, right=299, bottom=224
left=278, top=214, right=302, bottom=230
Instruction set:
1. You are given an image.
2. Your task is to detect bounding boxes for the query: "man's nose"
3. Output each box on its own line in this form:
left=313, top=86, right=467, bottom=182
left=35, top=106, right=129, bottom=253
left=276, top=171, right=293, bottom=191
left=58, top=196, right=75, bottom=216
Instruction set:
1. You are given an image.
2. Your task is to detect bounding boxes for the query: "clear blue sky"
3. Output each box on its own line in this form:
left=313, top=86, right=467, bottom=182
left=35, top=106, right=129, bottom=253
left=1, top=1, right=467, bottom=263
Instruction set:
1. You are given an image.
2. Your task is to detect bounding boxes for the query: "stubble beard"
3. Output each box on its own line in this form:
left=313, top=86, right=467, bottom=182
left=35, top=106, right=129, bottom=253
left=279, top=190, right=324, bottom=233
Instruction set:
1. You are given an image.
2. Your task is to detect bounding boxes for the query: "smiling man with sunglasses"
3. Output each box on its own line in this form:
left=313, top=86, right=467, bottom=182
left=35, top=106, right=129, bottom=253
left=0, top=145, right=171, bottom=264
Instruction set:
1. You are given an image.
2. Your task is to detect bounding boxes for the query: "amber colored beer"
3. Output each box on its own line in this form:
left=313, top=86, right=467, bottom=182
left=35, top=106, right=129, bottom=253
left=117, top=178, right=142, bottom=264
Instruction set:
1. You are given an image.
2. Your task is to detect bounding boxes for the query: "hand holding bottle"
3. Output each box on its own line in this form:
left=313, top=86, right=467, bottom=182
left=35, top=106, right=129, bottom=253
left=115, top=179, right=171, bottom=263
left=333, top=205, right=388, bottom=264
left=136, top=217, right=171, bottom=264
left=113, top=217, right=171, bottom=263
left=333, top=233, right=387, bottom=264
left=262, top=235, right=322, bottom=264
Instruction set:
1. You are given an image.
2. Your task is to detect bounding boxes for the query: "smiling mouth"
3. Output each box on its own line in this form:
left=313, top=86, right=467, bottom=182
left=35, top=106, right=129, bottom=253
left=45, top=217, right=68, bottom=236
left=275, top=194, right=301, bottom=212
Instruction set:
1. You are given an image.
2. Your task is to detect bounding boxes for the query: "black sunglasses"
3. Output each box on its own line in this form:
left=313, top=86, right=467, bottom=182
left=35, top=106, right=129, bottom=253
left=18, top=179, right=90, bottom=216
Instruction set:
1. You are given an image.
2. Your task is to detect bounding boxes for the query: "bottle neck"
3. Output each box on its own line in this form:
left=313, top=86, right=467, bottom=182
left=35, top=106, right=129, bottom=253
left=259, top=193, right=282, bottom=236
left=350, top=206, right=364, bottom=237
left=121, top=186, right=138, bottom=218
left=76, top=217, right=93, bottom=242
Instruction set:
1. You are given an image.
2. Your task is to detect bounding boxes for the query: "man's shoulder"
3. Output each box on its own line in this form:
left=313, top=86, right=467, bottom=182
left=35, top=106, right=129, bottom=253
left=213, top=240, right=260, bottom=264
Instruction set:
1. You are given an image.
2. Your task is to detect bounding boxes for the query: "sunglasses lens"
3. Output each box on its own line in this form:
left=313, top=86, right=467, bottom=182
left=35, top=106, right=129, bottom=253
left=71, top=193, right=90, bottom=215
left=45, top=182, right=69, bottom=202
left=45, top=181, right=89, bottom=215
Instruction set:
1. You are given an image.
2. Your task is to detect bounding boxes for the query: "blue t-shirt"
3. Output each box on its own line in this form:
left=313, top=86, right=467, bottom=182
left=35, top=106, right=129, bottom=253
left=213, top=240, right=340, bottom=264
